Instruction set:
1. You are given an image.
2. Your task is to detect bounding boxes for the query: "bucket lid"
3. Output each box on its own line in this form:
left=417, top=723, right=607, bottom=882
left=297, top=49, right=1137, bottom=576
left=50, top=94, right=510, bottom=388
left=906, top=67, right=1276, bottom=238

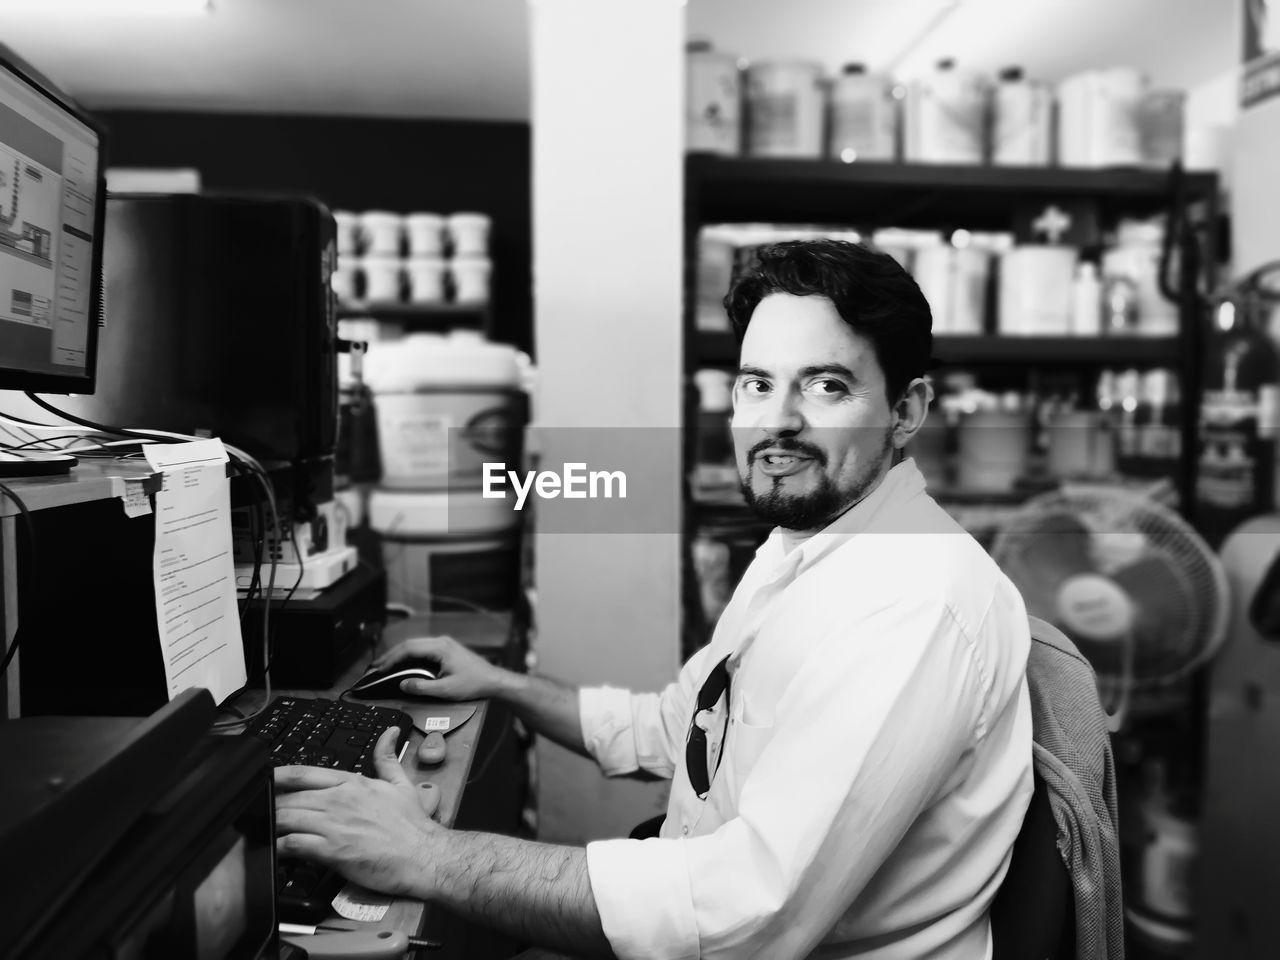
left=365, top=332, right=522, bottom=392
left=369, top=488, right=519, bottom=537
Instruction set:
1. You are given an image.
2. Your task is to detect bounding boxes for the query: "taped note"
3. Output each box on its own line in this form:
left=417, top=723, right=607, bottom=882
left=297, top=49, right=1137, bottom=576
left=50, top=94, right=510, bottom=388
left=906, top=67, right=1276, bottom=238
left=144, top=439, right=246, bottom=705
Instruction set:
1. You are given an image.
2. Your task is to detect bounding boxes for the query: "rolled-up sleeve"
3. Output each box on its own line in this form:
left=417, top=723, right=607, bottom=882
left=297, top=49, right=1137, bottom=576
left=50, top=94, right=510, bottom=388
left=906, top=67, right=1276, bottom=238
left=585, top=599, right=990, bottom=960
left=579, top=644, right=719, bottom=779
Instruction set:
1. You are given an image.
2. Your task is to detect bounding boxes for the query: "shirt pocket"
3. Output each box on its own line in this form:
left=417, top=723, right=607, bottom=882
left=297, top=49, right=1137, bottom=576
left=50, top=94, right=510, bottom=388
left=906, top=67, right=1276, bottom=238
left=711, top=699, right=775, bottom=815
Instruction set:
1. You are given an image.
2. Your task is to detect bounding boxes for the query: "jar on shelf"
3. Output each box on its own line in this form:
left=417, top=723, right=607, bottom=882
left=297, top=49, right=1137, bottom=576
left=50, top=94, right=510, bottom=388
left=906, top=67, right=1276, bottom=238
left=828, top=63, right=897, bottom=163
left=686, top=39, right=742, bottom=156
left=745, top=60, right=826, bottom=159
left=1103, top=219, right=1179, bottom=336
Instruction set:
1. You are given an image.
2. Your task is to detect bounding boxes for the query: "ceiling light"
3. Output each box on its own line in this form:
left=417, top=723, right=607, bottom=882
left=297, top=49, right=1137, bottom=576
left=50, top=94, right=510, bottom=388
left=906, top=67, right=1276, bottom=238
left=0, top=0, right=212, bottom=16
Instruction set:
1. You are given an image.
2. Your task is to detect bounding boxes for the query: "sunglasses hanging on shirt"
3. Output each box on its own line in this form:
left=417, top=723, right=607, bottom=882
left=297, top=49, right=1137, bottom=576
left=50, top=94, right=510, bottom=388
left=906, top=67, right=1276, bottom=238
left=685, top=654, right=732, bottom=800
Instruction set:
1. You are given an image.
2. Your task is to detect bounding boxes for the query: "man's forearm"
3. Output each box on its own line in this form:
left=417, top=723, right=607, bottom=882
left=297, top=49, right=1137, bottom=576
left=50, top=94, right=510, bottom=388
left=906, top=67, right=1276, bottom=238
left=492, top=670, right=590, bottom=758
left=419, top=829, right=616, bottom=959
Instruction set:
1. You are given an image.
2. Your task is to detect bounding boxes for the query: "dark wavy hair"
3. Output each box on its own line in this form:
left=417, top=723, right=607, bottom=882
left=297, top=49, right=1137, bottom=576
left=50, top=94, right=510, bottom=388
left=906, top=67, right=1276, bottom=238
left=723, top=239, right=933, bottom=403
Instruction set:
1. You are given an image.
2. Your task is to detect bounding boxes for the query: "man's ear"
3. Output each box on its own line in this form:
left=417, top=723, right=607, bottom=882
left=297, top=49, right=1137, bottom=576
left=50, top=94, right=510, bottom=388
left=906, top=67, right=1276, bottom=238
left=891, top=377, right=932, bottom=450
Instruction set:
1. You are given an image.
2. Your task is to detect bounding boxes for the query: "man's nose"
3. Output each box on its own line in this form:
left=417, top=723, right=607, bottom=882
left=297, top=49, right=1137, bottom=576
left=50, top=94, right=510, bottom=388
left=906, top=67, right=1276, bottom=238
left=760, top=388, right=805, bottom=438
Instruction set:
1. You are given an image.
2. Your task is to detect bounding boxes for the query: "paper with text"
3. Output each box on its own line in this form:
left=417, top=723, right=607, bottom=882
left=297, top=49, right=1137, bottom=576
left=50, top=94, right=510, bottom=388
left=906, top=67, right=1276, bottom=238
left=144, top=439, right=246, bottom=704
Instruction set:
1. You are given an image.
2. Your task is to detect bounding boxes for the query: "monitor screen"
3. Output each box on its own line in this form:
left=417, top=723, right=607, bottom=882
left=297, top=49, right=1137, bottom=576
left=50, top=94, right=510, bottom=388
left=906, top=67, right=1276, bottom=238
left=0, top=47, right=103, bottom=394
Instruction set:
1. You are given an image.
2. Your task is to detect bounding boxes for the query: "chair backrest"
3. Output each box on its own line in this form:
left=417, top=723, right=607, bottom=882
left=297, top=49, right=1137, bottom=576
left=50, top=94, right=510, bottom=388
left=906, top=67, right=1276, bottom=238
left=990, top=616, right=1084, bottom=960
left=990, top=769, right=1074, bottom=960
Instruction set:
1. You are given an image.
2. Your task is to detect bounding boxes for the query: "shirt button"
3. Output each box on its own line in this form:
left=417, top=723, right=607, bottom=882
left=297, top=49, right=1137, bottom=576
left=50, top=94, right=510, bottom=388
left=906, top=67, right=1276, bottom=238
left=682, top=825, right=689, bottom=836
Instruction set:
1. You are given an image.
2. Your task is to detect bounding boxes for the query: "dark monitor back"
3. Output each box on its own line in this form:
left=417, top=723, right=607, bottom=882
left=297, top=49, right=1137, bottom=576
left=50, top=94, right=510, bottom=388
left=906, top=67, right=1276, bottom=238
left=58, top=193, right=338, bottom=462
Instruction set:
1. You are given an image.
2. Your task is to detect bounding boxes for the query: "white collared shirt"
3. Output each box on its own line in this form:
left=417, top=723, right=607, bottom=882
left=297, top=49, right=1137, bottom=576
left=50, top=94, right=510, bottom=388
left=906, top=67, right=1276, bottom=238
left=579, top=460, right=1033, bottom=960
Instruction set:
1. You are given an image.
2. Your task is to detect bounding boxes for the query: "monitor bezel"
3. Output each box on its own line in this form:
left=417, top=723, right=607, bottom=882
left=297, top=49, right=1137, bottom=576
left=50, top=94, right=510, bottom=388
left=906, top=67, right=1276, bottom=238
left=0, top=44, right=106, bottom=397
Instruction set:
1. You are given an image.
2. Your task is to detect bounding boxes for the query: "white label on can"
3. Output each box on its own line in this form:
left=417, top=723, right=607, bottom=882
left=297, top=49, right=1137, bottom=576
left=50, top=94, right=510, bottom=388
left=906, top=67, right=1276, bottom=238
left=382, top=413, right=453, bottom=479
left=752, top=93, right=799, bottom=149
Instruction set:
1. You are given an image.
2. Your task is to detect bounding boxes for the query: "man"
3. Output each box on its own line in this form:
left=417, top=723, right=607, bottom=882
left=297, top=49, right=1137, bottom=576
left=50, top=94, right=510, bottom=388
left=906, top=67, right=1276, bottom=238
left=275, top=239, right=1033, bottom=959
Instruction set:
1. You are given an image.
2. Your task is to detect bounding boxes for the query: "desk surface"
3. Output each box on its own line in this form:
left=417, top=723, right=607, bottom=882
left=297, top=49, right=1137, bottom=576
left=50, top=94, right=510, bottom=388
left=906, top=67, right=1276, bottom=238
left=241, top=611, right=509, bottom=942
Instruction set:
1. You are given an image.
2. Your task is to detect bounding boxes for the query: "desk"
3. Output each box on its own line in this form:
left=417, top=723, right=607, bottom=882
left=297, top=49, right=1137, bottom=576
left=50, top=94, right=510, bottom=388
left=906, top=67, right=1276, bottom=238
left=251, top=610, right=526, bottom=959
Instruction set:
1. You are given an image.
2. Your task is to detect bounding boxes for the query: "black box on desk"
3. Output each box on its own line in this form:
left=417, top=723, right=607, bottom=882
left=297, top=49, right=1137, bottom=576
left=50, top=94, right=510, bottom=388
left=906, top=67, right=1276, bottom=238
left=242, top=563, right=386, bottom=689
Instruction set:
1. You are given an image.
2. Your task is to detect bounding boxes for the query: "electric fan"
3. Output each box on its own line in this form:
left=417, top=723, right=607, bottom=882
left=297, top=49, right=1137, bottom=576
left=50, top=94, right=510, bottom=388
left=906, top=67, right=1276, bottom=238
left=991, top=488, right=1230, bottom=730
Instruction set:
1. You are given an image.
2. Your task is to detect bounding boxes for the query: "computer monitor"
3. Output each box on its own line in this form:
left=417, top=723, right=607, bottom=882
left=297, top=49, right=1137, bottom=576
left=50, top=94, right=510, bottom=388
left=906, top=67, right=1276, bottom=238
left=0, top=44, right=105, bottom=395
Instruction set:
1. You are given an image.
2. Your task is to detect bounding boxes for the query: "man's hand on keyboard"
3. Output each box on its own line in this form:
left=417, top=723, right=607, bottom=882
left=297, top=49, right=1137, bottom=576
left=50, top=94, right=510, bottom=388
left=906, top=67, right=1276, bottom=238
left=371, top=634, right=502, bottom=700
left=274, top=726, right=441, bottom=898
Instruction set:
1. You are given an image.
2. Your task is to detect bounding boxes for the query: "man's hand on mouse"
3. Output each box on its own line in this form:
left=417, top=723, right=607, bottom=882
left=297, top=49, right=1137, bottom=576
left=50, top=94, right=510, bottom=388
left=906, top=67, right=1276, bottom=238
left=371, top=634, right=501, bottom=700
left=275, top=727, right=443, bottom=898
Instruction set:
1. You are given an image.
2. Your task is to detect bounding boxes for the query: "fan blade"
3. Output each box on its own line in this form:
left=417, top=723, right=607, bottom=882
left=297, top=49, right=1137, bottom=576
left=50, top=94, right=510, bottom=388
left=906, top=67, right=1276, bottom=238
left=1110, top=554, right=1196, bottom=678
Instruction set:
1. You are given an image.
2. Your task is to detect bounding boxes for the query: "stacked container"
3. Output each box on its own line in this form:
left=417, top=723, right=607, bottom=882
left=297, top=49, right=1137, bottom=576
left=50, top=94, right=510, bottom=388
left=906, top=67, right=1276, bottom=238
left=329, top=209, right=492, bottom=307
left=364, top=331, right=526, bottom=612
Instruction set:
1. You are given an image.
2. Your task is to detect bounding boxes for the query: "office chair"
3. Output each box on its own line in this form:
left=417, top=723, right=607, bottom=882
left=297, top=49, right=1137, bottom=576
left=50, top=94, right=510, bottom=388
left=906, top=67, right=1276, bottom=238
left=990, top=768, right=1075, bottom=960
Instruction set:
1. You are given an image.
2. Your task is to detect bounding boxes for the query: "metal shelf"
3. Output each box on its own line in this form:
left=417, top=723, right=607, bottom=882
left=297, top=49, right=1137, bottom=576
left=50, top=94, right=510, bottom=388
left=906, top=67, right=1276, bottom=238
left=687, top=155, right=1217, bottom=230
left=693, top=332, right=1180, bottom=368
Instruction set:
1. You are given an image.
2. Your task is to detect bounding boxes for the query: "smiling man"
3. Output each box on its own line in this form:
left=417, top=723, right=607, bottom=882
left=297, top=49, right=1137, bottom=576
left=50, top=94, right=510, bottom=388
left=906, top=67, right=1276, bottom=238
left=275, top=239, right=1033, bottom=959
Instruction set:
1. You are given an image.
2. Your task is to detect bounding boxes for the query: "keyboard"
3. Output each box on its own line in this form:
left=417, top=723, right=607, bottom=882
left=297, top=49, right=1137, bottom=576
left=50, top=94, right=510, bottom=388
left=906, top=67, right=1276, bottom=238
left=244, top=696, right=415, bottom=923
left=245, top=695, right=414, bottom=774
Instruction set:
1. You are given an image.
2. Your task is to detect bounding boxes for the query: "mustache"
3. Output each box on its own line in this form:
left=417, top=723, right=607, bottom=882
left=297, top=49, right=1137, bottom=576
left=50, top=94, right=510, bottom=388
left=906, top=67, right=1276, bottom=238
left=748, top=438, right=827, bottom=466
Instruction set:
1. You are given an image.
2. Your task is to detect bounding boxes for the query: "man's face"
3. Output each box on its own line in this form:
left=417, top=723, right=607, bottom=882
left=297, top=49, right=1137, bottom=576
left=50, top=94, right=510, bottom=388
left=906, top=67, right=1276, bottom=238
left=732, top=293, right=897, bottom=531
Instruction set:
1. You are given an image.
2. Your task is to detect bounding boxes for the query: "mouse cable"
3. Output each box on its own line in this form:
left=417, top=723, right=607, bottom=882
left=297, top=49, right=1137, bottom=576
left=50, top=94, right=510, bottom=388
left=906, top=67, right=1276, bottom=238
left=0, top=482, right=37, bottom=678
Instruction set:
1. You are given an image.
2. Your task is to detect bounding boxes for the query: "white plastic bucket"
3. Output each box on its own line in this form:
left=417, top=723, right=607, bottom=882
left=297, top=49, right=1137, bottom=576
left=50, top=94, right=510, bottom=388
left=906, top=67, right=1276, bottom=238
left=365, top=333, right=525, bottom=491
left=361, top=255, right=402, bottom=305
left=447, top=213, right=491, bottom=258
left=406, top=256, right=447, bottom=304
left=449, top=257, right=492, bottom=304
left=913, top=245, right=988, bottom=334
left=361, top=210, right=403, bottom=257
left=992, top=70, right=1053, bottom=166
left=1058, top=69, right=1145, bottom=168
left=904, top=60, right=987, bottom=164
left=998, top=246, right=1077, bottom=335
left=405, top=212, right=445, bottom=257
left=369, top=488, right=519, bottom=612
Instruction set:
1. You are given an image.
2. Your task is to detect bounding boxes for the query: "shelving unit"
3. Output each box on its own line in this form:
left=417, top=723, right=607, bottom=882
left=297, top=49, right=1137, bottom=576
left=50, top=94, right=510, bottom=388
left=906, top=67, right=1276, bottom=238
left=684, top=154, right=1220, bottom=518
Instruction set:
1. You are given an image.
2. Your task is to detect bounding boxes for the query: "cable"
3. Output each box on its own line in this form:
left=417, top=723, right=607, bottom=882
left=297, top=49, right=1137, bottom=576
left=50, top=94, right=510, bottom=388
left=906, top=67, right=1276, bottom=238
left=0, top=482, right=36, bottom=678
left=23, top=392, right=180, bottom=444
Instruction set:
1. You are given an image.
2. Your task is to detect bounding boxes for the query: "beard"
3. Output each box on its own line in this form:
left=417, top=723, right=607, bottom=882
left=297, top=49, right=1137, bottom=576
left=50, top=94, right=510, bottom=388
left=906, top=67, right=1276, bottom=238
left=740, top=428, right=895, bottom=531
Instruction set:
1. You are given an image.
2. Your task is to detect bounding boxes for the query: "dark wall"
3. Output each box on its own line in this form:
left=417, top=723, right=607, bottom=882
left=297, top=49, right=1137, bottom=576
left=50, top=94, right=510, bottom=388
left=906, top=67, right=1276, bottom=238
left=93, top=110, right=533, bottom=354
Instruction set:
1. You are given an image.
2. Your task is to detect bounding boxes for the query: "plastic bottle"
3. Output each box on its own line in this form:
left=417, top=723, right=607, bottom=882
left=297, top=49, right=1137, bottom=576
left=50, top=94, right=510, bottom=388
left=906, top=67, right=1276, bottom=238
left=1134, top=368, right=1181, bottom=481
left=1104, top=275, right=1140, bottom=334
left=904, top=59, right=987, bottom=164
left=1072, top=262, right=1103, bottom=336
left=1114, top=368, right=1142, bottom=474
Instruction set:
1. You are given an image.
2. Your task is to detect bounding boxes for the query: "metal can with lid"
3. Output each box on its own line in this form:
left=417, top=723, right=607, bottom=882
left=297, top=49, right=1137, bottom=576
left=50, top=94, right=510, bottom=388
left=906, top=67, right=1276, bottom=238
left=686, top=40, right=742, bottom=156
left=828, top=63, right=897, bottom=163
left=992, top=66, right=1052, bottom=166
left=746, top=60, right=826, bottom=159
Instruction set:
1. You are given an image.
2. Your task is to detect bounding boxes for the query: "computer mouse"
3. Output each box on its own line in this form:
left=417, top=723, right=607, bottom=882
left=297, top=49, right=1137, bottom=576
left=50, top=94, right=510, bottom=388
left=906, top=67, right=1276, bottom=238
left=349, top=663, right=438, bottom=699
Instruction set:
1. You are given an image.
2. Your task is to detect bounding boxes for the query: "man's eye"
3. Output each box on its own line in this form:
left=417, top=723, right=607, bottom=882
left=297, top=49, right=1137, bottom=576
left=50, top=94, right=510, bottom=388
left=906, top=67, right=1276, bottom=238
left=810, top=379, right=847, bottom=396
left=740, top=379, right=769, bottom=395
